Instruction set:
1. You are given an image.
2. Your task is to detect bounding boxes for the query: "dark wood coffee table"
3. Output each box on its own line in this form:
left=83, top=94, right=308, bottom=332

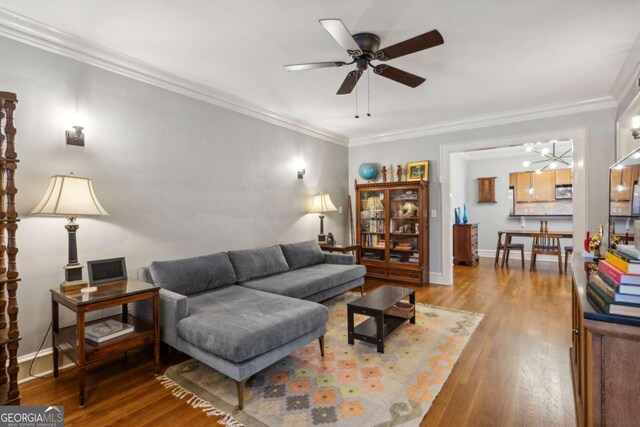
left=347, top=285, right=415, bottom=353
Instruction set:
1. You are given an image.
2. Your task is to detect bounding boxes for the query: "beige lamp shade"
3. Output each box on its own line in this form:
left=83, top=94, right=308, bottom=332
left=309, top=194, right=338, bottom=214
left=31, top=175, right=109, bottom=216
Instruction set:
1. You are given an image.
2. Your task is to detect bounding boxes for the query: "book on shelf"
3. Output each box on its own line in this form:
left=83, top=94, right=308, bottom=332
left=85, top=319, right=134, bottom=343
left=598, top=260, right=640, bottom=286
left=587, top=281, right=640, bottom=318
left=597, top=267, right=640, bottom=296
left=616, top=244, right=640, bottom=260
left=604, top=251, right=640, bottom=275
left=591, top=274, right=640, bottom=303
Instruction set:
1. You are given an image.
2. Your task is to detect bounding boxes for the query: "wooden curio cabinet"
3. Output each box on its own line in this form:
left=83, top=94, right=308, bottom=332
left=355, top=180, right=429, bottom=286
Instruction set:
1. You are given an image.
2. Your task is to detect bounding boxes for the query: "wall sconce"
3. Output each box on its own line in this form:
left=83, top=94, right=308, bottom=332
left=632, top=116, right=640, bottom=139
left=66, top=125, right=85, bottom=146
left=298, top=168, right=306, bottom=179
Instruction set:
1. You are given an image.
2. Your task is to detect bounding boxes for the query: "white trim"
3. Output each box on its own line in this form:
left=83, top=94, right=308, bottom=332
left=610, top=33, right=640, bottom=104
left=16, top=347, right=74, bottom=384
left=428, top=272, right=449, bottom=286
left=0, top=8, right=349, bottom=146
left=349, top=97, right=616, bottom=146
left=439, top=128, right=586, bottom=285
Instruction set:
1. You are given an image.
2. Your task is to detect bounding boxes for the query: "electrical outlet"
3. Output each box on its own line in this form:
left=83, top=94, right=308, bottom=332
left=431, top=209, right=437, bottom=218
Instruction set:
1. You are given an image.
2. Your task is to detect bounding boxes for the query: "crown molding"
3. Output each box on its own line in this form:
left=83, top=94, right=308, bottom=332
left=610, top=33, right=640, bottom=106
left=0, top=8, right=349, bottom=146
left=348, top=96, right=617, bottom=147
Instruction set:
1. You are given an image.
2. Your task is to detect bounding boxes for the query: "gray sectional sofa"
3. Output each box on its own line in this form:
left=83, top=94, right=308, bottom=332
left=133, top=240, right=365, bottom=409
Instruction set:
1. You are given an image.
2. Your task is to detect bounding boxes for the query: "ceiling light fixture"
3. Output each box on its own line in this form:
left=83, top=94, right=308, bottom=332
left=522, top=141, right=572, bottom=173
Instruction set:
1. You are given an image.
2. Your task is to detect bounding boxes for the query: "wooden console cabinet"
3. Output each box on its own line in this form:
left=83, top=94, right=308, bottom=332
left=453, top=223, right=478, bottom=266
left=570, top=254, right=640, bottom=426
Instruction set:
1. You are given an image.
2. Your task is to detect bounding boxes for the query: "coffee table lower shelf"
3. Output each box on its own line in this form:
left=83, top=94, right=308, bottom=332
left=352, top=315, right=408, bottom=349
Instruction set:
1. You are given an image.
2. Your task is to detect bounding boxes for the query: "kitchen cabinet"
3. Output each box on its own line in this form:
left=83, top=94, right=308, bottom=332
left=555, top=169, right=573, bottom=186
left=515, top=172, right=535, bottom=202
left=533, top=170, right=556, bottom=201
left=610, top=167, right=633, bottom=201
left=515, top=171, right=556, bottom=202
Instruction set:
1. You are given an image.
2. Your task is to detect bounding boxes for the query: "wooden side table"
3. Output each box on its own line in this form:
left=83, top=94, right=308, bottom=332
left=319, top=243, right=361, bottom=263
left=50, top=279, right=159, bottom=407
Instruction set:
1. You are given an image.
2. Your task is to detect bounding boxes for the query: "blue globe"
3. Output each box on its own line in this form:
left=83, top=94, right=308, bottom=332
left=359, top=163, right=378, bottom=181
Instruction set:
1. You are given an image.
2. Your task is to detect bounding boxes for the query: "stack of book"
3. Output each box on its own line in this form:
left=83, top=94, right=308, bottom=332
left=587, top=245, right=640, bottom=318
left=85, top=319, right=134, bottom=343
left=407, top=253, right=419, bottom=264
left=394, top=242, right=412, bottom=251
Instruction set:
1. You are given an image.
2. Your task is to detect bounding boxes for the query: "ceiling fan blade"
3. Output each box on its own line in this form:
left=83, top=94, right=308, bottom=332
left=374, top=64, right=425, bottom=88
left=337, top=70, right=363, bottom=95
left=375, top=29, right=444, bottom=61
left=284, top=61, right=348, bottom=71
left=319, top=19, right=362, bottom=57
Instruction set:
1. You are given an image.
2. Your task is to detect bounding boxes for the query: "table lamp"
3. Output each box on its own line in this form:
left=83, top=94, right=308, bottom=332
left=309, top=193, right=337, bottom=243
left=31, top=174, right=108, bottom=291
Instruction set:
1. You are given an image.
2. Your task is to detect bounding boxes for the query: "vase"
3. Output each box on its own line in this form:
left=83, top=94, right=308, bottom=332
left=454, top=207, right=461, bottom=224
left=462, top=204, right=468, bottom=224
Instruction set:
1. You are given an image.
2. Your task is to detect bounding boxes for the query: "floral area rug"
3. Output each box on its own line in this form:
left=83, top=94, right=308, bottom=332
left=158, top=293, right=484, bottom=426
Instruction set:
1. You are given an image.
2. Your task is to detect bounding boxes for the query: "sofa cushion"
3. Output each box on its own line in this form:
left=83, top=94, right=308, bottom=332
left=179, top=285, right=328, bottom=363
left=227, top=245, right=289, bottom=282
left=280, top=240, right=325, bottom=270
left=149, top=252, right=237, bottom=295
left=241, top=263, right=366, bottom=299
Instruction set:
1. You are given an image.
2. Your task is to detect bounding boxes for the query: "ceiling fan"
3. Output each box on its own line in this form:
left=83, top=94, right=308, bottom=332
left=284, top=19, right=444, bottom=95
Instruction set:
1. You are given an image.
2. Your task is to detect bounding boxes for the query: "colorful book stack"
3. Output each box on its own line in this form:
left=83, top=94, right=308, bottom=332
left=587, top=245, right=640, bottom=318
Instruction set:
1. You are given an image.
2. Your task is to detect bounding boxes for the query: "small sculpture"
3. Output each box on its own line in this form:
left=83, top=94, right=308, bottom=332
left=396, top=165, right=403, bottom=182
left=402, top=201, right=418, bottom=217
left=381, top=165, right=387, bottom=182
left=589, top=225, right=603, bottom=259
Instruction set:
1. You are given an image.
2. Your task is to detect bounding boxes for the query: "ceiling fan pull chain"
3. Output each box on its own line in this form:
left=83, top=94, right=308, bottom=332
left=367, top=68, right=371, bottom=117
left=355, top=71, right=359, bottom=118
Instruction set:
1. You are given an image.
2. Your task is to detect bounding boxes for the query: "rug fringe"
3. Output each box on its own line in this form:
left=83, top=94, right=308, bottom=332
left=157, top=375, right=244, bottom=427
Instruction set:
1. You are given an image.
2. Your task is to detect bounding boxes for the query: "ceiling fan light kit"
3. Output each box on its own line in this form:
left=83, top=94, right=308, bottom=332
left=284, top=19, right=444, bottom=118
left=521, top=141, right=573, bottom=173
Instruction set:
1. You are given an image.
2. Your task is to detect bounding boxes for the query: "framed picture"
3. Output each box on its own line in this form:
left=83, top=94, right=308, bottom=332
left=406, top=161, right=429, bottom=182
left=87, top=257, right=127, bottom=285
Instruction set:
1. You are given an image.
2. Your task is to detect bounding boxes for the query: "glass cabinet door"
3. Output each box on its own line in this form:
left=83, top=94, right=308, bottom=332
left=359, top=190, right=386, bottom=261
left=389, top=188, right=420, bottom=265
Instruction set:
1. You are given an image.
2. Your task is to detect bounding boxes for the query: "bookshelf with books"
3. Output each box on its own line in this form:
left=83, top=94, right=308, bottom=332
left=570, top=253, right=640, bottom=426
left=355, top=180, right=429, bottom=285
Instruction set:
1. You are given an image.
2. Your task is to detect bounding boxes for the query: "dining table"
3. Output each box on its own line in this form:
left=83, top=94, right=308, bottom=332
left=499, top=229, right=573, bottom=268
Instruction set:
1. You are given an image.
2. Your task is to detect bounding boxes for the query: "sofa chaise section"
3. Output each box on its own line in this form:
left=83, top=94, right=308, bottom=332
left=133, top=241, right=366, bottom=409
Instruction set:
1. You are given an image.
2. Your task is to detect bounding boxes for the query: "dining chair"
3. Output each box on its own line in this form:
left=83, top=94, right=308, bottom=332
left=564, top=245, right=573, bottom=274
left=495, top=231, right=525, bottom=268
left=530, top=233, right=563, bottom=274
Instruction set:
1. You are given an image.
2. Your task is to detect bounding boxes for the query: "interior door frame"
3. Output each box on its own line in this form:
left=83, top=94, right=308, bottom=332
left=439, top=127, right=587, bottom=285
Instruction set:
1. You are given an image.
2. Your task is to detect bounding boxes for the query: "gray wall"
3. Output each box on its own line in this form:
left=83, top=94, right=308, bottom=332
left=464, top=157, right=573, bottom=253
left=349, top=108, right=616, bottom=279
left=3, top=37, right=349, bottom=356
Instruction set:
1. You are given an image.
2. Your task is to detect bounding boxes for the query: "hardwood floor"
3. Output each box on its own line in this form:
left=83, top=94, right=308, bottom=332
left=21, top=258, right=575, bottom=426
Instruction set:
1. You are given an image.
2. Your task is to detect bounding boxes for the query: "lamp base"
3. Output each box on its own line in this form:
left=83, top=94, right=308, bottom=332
left=64, top=264, right=83, bottom=282
left=318, top=234, right=327, bottom=243
left=60, top=280, right=88, bottom=292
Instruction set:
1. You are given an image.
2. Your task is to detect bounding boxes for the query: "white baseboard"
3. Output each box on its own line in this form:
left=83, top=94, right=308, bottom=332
left=16, top=347, right=74, bottom=384
left=478, top=248, right=569, bottom=263
left=428, top=272, right=450, bottom=285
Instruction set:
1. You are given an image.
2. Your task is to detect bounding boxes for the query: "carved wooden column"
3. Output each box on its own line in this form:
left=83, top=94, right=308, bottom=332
left=0, top=92, right=20, bottom=405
